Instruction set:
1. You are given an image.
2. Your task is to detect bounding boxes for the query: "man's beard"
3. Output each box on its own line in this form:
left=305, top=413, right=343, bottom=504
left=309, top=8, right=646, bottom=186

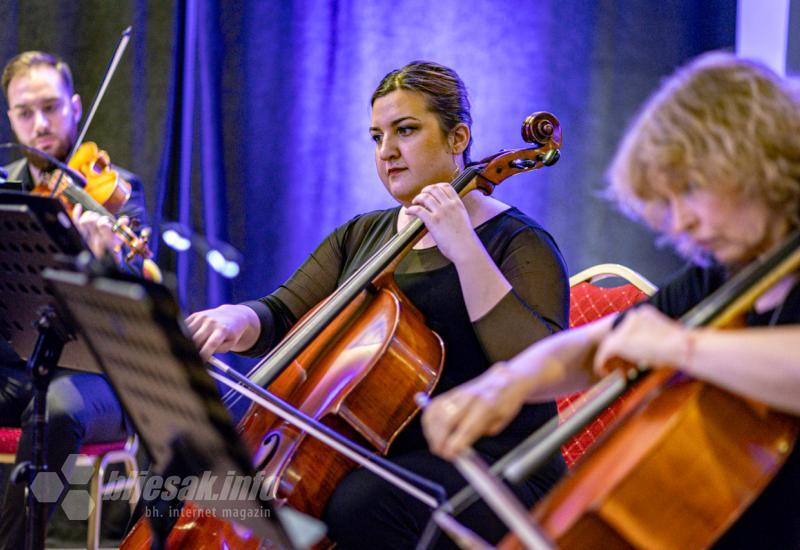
left=22, top=135, right=73, bottom=171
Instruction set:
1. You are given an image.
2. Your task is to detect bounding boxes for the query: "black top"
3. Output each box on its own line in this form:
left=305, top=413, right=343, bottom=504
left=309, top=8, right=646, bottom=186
left=0, top=157, right=149, bottom=368
left=648, top=264, right=800, bottom=548
left=243, top=206, right=570, bottom=486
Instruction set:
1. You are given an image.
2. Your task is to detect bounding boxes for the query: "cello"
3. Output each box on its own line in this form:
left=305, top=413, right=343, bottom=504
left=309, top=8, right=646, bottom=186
left=120, top=112, right=563, bottom=549
left=486, top=229, right=800, bottom=548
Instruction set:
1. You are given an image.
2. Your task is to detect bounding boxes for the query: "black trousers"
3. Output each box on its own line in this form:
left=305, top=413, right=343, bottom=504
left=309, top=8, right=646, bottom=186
left=0, top=365, right=126, bottom=550
left=323, top=449, right=549, bottom=550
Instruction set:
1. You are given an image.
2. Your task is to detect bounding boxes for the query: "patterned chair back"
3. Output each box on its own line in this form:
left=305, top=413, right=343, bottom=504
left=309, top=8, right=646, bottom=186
left=558, top=264, right=656, bottom=467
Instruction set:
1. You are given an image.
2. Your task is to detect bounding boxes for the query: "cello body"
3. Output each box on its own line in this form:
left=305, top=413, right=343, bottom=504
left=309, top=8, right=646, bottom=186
left=121, top=276, right=444, bottom=549
left=238, top=276, right=444, bottom=518
left=499, top=368, right=797, bottom=549
left=495, top=230, right=800, bottom=549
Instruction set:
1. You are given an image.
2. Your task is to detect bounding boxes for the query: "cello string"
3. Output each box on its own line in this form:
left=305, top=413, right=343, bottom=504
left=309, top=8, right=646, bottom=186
left=226, top=135, right=559, bottom=397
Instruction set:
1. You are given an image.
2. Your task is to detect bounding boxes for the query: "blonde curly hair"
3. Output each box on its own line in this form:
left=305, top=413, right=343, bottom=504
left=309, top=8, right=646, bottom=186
left=607, top=52, right=800, bottom=240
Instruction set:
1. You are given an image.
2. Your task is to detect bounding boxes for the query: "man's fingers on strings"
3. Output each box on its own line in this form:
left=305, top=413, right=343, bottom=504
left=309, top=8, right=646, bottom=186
left=71, top=203, right=84, bottom=223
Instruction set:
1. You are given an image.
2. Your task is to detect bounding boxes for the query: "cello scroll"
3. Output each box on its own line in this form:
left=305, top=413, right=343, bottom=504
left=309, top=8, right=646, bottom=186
left=472, top=112, right=562, bottom=195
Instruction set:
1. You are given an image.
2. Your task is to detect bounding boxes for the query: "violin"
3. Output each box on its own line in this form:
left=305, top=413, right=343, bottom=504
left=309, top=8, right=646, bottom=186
left=35, top=141, right=132, bottom=216
left=28, top=141, right=160, bottom=280
left=2, top=136, right=159, bottom=279
left=120, top=112, right=564, bottom=549
left=29, top=27, right=160, bottom=281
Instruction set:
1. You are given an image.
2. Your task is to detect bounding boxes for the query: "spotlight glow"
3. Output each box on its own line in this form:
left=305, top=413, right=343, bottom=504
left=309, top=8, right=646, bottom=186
left=162, top=229, right=191, bottom=251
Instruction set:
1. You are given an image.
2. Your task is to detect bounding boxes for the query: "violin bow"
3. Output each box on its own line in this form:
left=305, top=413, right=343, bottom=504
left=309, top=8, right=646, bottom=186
left=50, top=26, right=132, bottom=197
left=70, top=26, right=132, bottom=158
left=207, top=357, right=447, bottom=510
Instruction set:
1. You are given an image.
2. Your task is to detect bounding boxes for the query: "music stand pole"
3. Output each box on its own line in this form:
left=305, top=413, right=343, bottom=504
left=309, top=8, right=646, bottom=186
left=0, top=194, right=96, bottom=550
left=10, top=307, right=72, bottom=550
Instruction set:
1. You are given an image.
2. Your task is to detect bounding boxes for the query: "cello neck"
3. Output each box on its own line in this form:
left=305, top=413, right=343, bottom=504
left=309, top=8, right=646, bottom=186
left=681, top=229, right=800, bottom=329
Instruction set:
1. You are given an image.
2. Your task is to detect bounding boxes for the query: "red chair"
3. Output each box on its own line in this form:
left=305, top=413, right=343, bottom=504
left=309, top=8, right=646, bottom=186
left=557, top=264, right=657, bottom=467
left=0, top=427, right=139, bottom=550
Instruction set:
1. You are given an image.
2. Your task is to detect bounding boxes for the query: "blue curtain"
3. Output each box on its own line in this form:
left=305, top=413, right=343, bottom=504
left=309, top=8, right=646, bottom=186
left=0, top=0, right=736, bottom=312
left=158, top=0, right=735, bottom=317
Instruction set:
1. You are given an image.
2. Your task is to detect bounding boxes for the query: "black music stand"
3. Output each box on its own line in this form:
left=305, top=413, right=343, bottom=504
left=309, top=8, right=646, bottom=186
left=0, top=192, right=101, bottom=369
left=0, top=192, right=102, bottom=550
left=0, top=181, right=22, bottom=191
left=43, top=269, right=312, bottom=549
left=0, top=172, right=23, bottom=191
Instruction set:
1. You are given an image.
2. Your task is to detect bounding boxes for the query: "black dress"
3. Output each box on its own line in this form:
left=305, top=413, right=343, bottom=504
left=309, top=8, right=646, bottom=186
left=241, top=206, right=570, bottom=548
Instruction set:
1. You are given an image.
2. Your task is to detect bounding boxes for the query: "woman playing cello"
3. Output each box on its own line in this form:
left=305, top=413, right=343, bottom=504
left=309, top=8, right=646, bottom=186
left=422, top=52, right=800, bottom=548
left=187, top=61, right=569, bottom=547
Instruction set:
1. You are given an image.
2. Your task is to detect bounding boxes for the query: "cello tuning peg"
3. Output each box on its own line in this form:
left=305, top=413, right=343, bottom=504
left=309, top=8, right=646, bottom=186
left=509, top=159, right=537, bottom=170
left=542, top=150, right=560, bottom=166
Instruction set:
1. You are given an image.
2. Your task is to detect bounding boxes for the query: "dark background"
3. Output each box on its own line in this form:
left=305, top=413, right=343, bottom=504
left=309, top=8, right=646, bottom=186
left=1, top=0, right=738, bottom=322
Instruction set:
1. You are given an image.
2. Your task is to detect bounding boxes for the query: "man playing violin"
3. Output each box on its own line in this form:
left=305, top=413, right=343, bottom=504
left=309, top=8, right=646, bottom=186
left=422, top=52, right=800, bottom=548
left=0, top=50, right=149, bottom=548
left=187, top=61, right=569, bottom=547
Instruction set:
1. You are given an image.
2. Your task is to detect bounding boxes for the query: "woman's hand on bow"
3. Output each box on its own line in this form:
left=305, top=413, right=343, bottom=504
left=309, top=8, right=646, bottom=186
left=594, top=305, right=692, bottom=376
left=186, top=304, right=261, bottom=360
left=422, top=363, right=529, bottom=460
